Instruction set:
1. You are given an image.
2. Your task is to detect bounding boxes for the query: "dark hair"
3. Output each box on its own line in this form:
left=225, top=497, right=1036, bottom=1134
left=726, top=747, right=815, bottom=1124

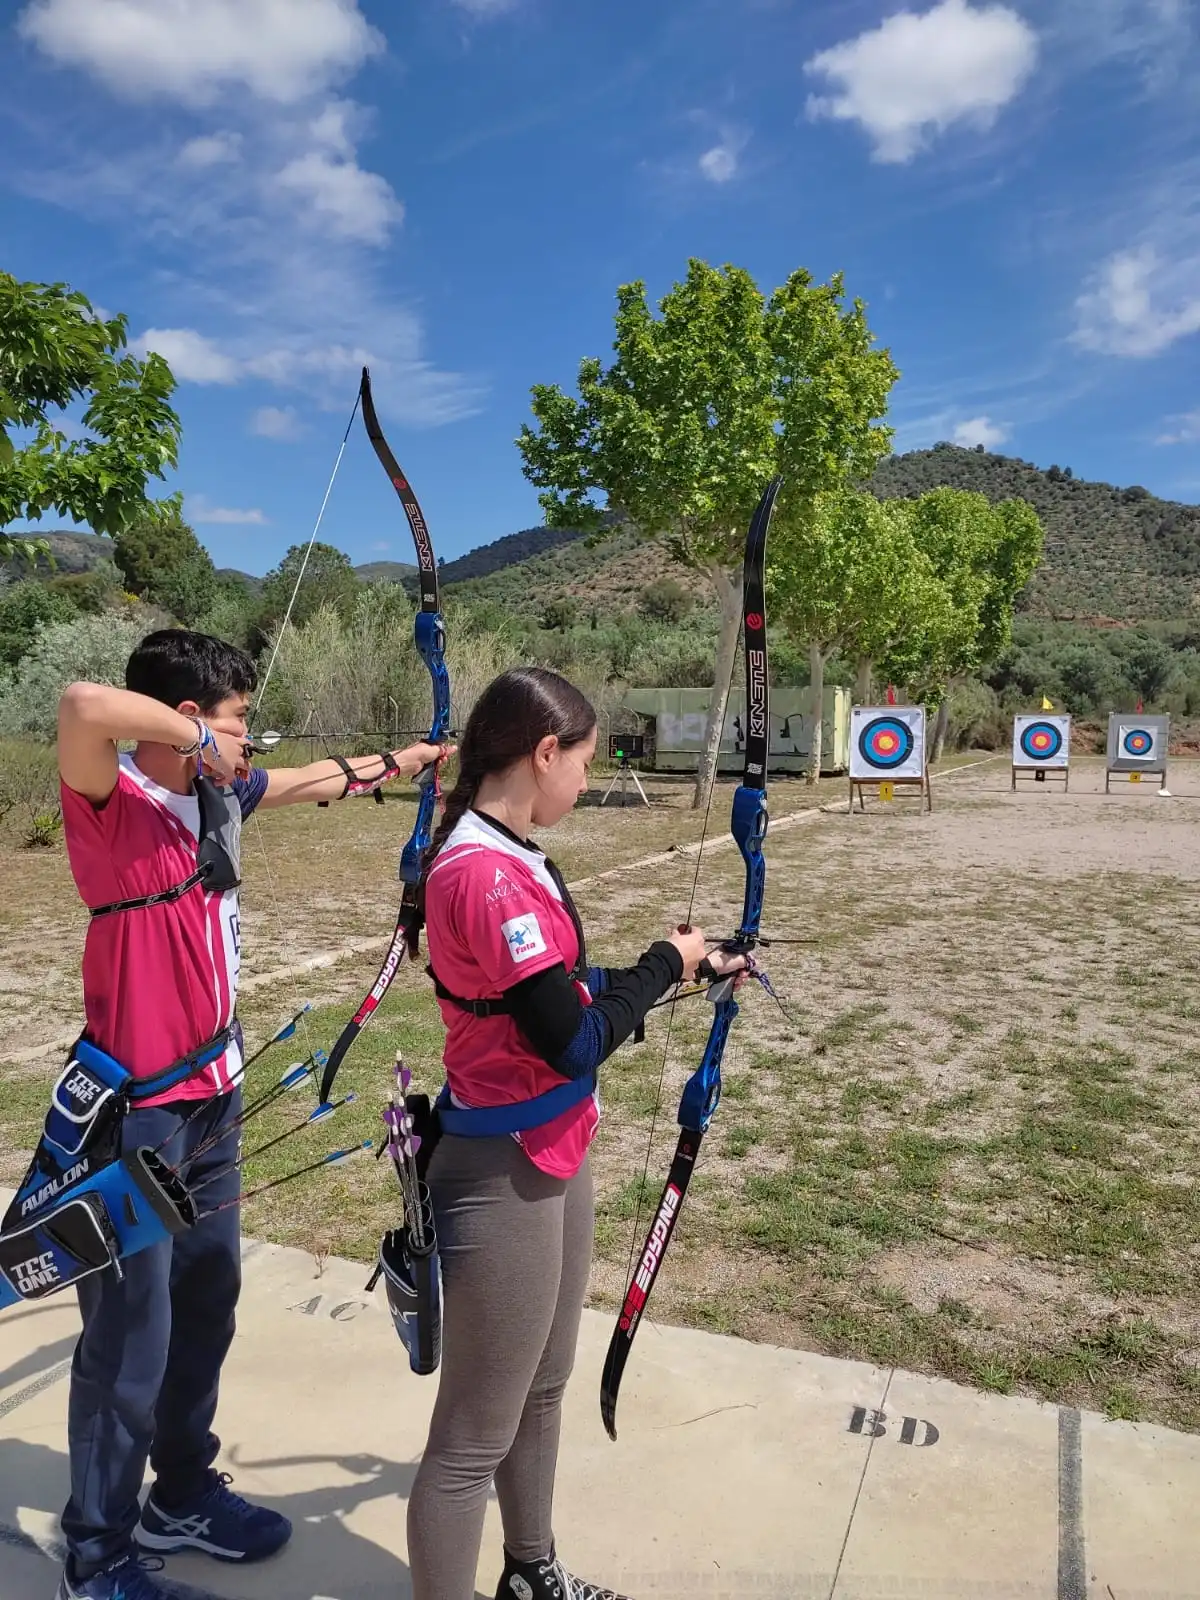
left=410, top=666, right=595, bottom=950
left=125, top=629, right=257, bottom=714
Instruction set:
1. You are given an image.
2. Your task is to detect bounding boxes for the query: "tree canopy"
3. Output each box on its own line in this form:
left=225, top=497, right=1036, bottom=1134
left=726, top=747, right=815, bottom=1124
left=517, top=256, right=899, bottom=803
left=0, top=273, right=183, bottom=563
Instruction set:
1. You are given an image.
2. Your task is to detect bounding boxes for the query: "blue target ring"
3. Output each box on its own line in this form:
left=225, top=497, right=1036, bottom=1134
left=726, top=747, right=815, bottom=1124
left=1122, top=727, right=1154, bottom=757
left=1020, top=721, right=1062, bottom=762
left=858, top=716, right=914, bottom=770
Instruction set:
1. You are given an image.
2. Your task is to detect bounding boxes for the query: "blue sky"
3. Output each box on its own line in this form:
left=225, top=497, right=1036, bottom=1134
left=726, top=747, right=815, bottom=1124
left=2, top=0, right=1199, bottom=574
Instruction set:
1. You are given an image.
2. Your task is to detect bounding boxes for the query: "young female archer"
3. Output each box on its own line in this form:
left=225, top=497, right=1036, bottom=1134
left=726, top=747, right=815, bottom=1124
left=404, top=666, right=748, bottom=1600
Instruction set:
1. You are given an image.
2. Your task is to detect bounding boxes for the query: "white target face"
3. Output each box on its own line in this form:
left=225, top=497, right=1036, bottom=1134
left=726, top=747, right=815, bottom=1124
left=1012, top=714, right=1070, bottom=768
left=1106, top=712, right=1169, bottom=770
left=850, top=706, right=926, bottom=781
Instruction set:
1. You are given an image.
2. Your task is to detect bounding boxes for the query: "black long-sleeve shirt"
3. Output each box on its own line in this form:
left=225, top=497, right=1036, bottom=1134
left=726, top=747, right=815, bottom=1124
left=502, top=942, right=683, bottom=1080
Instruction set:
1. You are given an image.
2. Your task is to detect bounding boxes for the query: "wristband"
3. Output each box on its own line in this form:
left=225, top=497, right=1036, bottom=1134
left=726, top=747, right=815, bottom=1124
left=172, top=717, right=205, bottom=758
left=173, top=718, right=217, bottom=768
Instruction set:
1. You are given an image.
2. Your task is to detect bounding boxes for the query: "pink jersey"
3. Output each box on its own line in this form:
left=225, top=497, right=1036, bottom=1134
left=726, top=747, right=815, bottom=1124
left=60, top=754, right=249, bottom=1106
left=424, top=809, right=599, bottom=1179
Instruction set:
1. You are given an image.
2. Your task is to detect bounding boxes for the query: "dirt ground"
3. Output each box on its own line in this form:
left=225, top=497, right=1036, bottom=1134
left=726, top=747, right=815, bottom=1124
left=2, top=752, right=1198, bottom=1428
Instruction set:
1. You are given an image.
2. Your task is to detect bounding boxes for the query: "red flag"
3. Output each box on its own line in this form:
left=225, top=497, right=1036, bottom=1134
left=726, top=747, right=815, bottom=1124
left=886, top=684, right=897, bottom=705
left=1136, top=698, right=1144, bottom=712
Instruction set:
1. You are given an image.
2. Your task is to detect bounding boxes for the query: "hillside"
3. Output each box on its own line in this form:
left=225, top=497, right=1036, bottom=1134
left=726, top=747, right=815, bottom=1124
left=444, top=447, right=1200, bottom=626
left=2, top=529, right=116, bottom=578
left=2, top=529, right=262, bottom=594
left=870, top=444, right=1200, bottom=622
left=9, top=450, right=1199, bottom=630
left=353, top=559, right=417, bottom=584
left=443, top=520, right=708, bottom=616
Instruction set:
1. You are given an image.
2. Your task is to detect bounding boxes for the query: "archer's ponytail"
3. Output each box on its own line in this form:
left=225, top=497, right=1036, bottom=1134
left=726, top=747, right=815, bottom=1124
left=407, top=667, right=595, bottom=952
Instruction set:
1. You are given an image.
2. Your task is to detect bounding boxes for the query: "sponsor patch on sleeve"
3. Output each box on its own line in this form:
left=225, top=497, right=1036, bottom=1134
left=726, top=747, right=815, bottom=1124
left=500, top=913, right=547, bottom=965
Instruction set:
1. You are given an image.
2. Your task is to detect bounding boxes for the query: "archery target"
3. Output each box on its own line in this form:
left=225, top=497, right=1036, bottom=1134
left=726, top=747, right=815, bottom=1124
left=850, top=706, right=925, bottom=781
left=1106, top=713, right=1169, bottom=770
left=1012, top=714, right=1070, bottom=768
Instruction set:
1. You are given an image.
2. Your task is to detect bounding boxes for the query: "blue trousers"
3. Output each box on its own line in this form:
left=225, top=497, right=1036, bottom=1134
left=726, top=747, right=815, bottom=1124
left=61, top=1088, right=243, bottom=1577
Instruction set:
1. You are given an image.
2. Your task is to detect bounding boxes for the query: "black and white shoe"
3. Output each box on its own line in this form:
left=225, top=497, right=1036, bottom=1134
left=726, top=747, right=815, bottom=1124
left=496, top=1545, right=634, bottom=1600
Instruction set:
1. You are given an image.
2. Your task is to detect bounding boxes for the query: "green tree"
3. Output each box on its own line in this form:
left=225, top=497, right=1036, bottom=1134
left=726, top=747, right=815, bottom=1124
left=114, top=505, right=218, bottom=625
left=769, top=490, right=953, bottom=778
left=0, top=611, right=152, bottom=737
left=257, top=541, right=359, bottom=641
left=541, top=597, right=578, bottom=632
left=0, top=273, right=182, bottom=563
left=1119, top=632, right=1179, bottom=705
left=517, top=257, right=898, bottom=805
left=898, top=488, right=1044, bottom=760
left=638, top=577, right=693, bottom=623
left=0, top=578, right=77, bottom=671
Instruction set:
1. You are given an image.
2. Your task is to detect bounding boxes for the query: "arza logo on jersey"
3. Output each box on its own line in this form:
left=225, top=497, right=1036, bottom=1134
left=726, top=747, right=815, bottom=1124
left=501, top=913, right=547, bottom=965
left=485, top=867, right=518, bottom=908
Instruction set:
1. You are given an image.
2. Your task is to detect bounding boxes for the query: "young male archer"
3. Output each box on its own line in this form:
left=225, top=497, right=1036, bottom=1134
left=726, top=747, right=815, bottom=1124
left=50, top=627, right=448, bottom=1600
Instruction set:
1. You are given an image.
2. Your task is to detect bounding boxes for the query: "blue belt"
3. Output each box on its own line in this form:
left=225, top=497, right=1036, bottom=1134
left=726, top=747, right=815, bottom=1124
left=434, top=1073, right=595, bottom=1137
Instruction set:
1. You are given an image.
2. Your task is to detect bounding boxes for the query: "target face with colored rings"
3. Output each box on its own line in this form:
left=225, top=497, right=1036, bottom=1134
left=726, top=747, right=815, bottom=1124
left=1122, top=727, right=1155, bottom=757
left=858, top=716, right=915, bottom=770
left=1019, top=721, right=1063, bottom=762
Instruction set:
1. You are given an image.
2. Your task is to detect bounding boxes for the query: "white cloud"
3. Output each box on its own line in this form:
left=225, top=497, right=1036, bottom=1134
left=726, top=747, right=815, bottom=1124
left=275, top=150, right=403, bottom=244
left=178, top=133, right=243, bottom=169
left=804, top=0, right=1039, bottom=163
left=251, top=406, right=304, bottom=441
left=952, top=415, right=1009, bottom=447
left=135, top=328, right=240, bottom=383
left=1157, top=409, right=1200, bottom=445
left=16, top=0, right=383, bottom=106
left=188, top=497, right=268, bottom=525
left=14, top=4, right=484, bottom=428
left=1073, top=243, right=1200, bottom=357
left=699, top=144, right=740, bottom=184
left=451, top=0, right=520, bottom=15
left=1051, top=0, right=1197, bottom=92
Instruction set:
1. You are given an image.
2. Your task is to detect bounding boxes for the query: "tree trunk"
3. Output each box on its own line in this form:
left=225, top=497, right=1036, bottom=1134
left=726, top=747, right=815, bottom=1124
left=930, top=693, right=951, bottom=764
left=690, top=558, right=744, bottom=809
left=806, top=642, right=827, bottom=786
left=854, top=656, right=874, bottom=703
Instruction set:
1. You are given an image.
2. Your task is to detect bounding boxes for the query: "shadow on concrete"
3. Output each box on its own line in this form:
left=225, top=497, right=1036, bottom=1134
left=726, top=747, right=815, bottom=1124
left=0, top=1344, right=490, bottom=1600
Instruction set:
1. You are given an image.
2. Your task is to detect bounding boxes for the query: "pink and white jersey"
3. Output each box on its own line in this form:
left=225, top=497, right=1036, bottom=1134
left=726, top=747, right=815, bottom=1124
left=424, top=809, right=599, bottom=1179
left=60, top=754, right=250, bottom=1106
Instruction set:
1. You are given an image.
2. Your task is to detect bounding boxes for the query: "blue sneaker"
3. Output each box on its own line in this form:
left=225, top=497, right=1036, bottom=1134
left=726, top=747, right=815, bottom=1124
left=55, top=1552, right=171, bottom=1600
left=135, top=1470, right=291, bottom=1563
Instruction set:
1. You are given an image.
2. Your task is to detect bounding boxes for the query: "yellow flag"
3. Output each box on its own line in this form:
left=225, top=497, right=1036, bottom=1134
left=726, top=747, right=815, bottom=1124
left=1041, top=695, right=1054, bottom=710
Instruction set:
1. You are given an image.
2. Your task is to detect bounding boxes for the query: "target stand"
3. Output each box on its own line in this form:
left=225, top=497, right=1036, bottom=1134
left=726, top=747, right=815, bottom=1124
left=1011, top=714, right=1070, bottom=792
left=1104, top=713, right=1170, bottom=794
left=848, top=706, right=932, bottom=815
left=850, top=770, right=933, bottom=814
left=601, top=732, right=650, bottom=808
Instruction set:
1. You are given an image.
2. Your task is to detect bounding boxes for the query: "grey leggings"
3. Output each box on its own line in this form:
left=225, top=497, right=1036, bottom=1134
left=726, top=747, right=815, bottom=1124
left=407, top=1133, right=595, bottom=1600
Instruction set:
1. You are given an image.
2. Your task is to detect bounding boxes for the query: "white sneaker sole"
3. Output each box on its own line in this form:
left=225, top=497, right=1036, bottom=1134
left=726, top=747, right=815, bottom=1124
left=134, top=1527, right=246, bottom=1561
